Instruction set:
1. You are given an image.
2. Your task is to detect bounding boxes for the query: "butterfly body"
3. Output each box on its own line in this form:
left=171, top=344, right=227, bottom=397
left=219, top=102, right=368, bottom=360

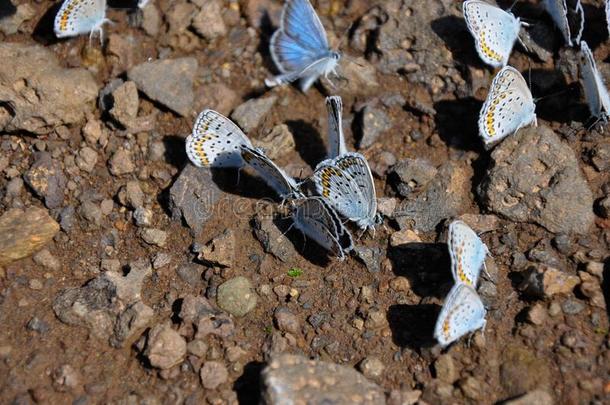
left=463, top=0, right=522, bottom=68
left=240, top=146, right=303, bottom=200
left=54, top=0, right=109, bottom=41
left=434, top=284, right=487, bottom=347
left=266, top=0, right=340, bottom=92
left=448, top=221, right=489, bottom=287
left=478, top=66, right=537, bottom=147
left=186, top=110, right=253, bottom=168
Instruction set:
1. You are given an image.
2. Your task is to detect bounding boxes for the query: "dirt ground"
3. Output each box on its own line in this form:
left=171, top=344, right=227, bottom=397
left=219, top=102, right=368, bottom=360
left=0, top=0, right=609, bottom=404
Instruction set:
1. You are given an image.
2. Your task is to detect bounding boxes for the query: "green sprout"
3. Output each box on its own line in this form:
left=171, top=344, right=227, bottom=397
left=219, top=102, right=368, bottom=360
left=287, top=267, right=303, bottom=278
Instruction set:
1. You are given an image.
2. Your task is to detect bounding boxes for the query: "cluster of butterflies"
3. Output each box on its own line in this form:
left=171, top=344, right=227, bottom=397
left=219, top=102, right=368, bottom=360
left=434, top=220, right=490, bottom=347
left=464, top=0, right=610, bottom=149
left=185, top=95, right=380, bottom=261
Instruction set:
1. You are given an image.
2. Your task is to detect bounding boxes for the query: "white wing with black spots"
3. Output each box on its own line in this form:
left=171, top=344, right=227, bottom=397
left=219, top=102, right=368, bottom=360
left=434, top=284, right=487, bottom=347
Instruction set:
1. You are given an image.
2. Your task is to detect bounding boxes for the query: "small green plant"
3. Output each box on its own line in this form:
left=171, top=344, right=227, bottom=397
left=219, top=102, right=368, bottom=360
left=287, top=267, right=303, bottom=277
left=264, top=325, right=273, bottom=334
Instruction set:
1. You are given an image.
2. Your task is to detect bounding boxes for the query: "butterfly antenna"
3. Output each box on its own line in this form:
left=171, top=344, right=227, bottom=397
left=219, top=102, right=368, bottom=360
left=507, top=0, right=519, bottom=12
left=533, top=89, right=569, bottom=103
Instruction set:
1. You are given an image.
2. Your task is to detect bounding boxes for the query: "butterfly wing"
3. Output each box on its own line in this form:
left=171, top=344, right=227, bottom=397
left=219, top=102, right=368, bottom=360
left=607, top=0, right=610, bottom=37
left=241, top=146, right=302, bottom=199
left=281, top=0, right=329, bottom=52
left=543, top=0, right=571, bottom=45
left=292, top=197, right=350, bottom=259
left=54, top=0, right=107, bottom=37
left=186, top=110, right=253, bottom=168
left=326, top=96, right=348, bottom=159
left=463, top=0, right=521, bottom=67
left=312, top=153, right=377, bottom=229
left=434, top=284, right=487, bottom=347
left=570, top=0, right=584, bottom=45
left=579, top=41, right=610, bottom=120
left=478, top=66, right=537, bottom=147
left=448, top=221, right=488, bottom=287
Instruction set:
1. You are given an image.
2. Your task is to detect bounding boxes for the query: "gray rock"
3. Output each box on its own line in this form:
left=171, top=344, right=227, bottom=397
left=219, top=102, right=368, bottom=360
left=133, top=207, right=153, bottom=227
left=216, top=276, right=257, bottom=317
left=145, top=323, right=187, bottom=370
left=179, top=294, right=235, bottom=339
left=597, top=196, right=610, bottom=219
left=0, top=3, right=35, bottom=35
left=359, top=106, right=391, bottom=149
left=59, top=205, right=76, bottom=232
left=199, top=361, right=228, bottom=390
left=503, top=390, right=553, bottom=405
left=390, top=158, right=437, bottom=197
left=262, top=354, right=385, bottom=404
left=358, top=356, right=385, bottom=380
left=231, top=96, right=277, bottom=133
left=140, top=228, right=167, bottom=247
left=590, top=140, right=610, bottom=171
left=320, top=57, right=379, bottom=96
left=5, top=177, right=23, bottom=198
left=274, top=307, right=300, bottom=334
left=118, top=180, right=144, bottom=209
left=53, top=259, right=153, bottom=346
left=252, top=214, right=296, bottom=262
left=128, top=57, right=198, bottom=116
left=169, top=165, right=221, bottom=236
left=109, top=149, right=135, bottom=176
left=196, top=229, right=235, bottom=268
left=27, top=317, right=50, bottom=334
left=192, top=1, right=227, bottom=40
left=75, top=146, right=98, bottom=173
left=395, top=162, right=472, bottom=232
left=152, top=252, right=171, bottom=269
left=0, top=207, right=59, bottom=265
left=141, top=1, right=161, bottom=36
left=79, top=201, right=102, bottom=226
left=24, top=152, right=67, bottom=209
left=176, top=264, right=203, bottom=286
left=478, top=126, right=594, bottom=234
left=561, top=298, right=585, bottom=315
left=252, top=124, right=295, bottom=160
left=354, top=246, right=383, bottom=273
left=33, top=249, right=60, bottom=271
left=0, top=43, right=98, bottom=135
left=52, top=364, right=81, bottom=393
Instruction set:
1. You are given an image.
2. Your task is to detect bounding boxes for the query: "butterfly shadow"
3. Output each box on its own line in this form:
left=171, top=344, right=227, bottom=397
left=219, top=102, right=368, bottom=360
left=32, top=2, right=62, bottom=46
left=430, top=16, right=488, bottom=69
left=387, top=303, right=439, bottom=350
left=234, top=361, right=264, bottom=405
left=0, top=0, right=16, bottom=20
left=580, top=3, right=607, bottom=51
left=286, top=120, right=328, bottom=170
left=529, top=68, right=582, bottom=124
left=388, top=242, right=452, bottom=299
left=433, top=98, right=484, bottom=152
left=272, top=214, right=333, bottom=267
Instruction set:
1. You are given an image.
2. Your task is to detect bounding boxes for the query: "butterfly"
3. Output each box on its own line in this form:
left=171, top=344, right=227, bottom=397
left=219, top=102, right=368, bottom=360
left=265, top=0, right=341, bottom=92
left=54, top=0, right=110, bottom=42
left=186, top=110, right=253, bottom=168
left=434, top=283, right=487, bottom=348
left=448, top=221, right=489, bottom=287
left=578, top=41, right=610, bottom=122
left=326, top=96, right=348, bottom=159
left=291, top=197, right=353, bottom=260
left=607, top=0, right=610, bottom=37
left=463, top=0, right=524, bottom=68
left=311, top=152, right=380, bottom=231
left=543, top=0, right=584, bottom=46
left=240, top=145, right=304, bottom=200
left=478, top=65, right=537, bottom=148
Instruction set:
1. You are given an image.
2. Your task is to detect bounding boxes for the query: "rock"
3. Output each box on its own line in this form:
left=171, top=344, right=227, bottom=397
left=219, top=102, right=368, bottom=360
left=179, top=294, right=235, bottom=339
left=192, top=1, right=227, bottom=40
left=169, top=165, right=222, bottom=236
left=321, top=57, right=380, bottom=96
left=561, top=298, right=585, bottom=315
left=421, top=380, right=454, bottom=404
left=387, top=389, right=422, bottom=405
left=274, top=307, right=300, bottom=334
left=79, top=201, right=102, bottom=226
left=525, top=303, right=547, bottom=325
left=133, top=207, right=153, bottom=227
left=597, top=196, right=610, bottom=219
left=194, top=83, right=238, bottom=116
left=199, top=361, right=228, bottom=390
left=459, top=376, right=482, bottom=401
left=24, top=152, right=67, bottom=209
left=262, top=354, right=385, bottom=404
left=196, top=229, right=235, bottom=268
left=75, top=146, right=98, bottom=173
left=252, top=215, right=295, bottom=262
left=59, top=205, right=76, bottom=232
left=0, top=207, right=59, bottom=265
left=216, top=277, right=257, bottom=317
left=52, top=364, right=81, bottom=392
left=354, top=246, right=383, bottom=273
left=145, top=323, right=187, bottom=370
left=377, top=197, right=397, bottom=218
left=478, top=126, right=594, bottom=234
left=53, top=259, right=153, bottom=346
left=389, top=229, right=422, bottom=247
left=395, top=162, right=472, bottom=232
left=590, top=140, right=610, bottom=171
left=252, top=124, right=295, bottom=160
left=152, top=252, right=171, bottom=269
left=245, top=0, right=282, bottom=28
left=456, top=214, right=500, bottom=234
left=518, top=265, right=580, bottom=298
left=434, top=354, right=457, bottom=383
left=0, top=3, right=35, bottom=35
left=390, top=158, right=437, bottom=197
left=0, top=43, right=98, bottom=135
left=389, top=276, right=411, bottom=292
left=187, top=339, right=208, bottom=357
left=500, top=345, right=551, bottom=397
left=109, top=81, right=139, bottom=129
left=579, top=271, right=606, bottom=308
left=176, top=264, right=203, bottom=286
left=127, top=58, right=198, bottom=116
left=140, top=228, right=167, bottom=247
left=108, top=149, right=135, bottom=176
left=359, top=105, right=391, bottom=149
left=503, top=390, right=553, bottom=405
left=231, top=96, right=277, bottom=133
left=141, top=1, right=161, bottom=36
left=365, top=310, right=388, bottom=331
left=118, top=180, right=145, bottom=209
left=5, top=177, right=23, bottom=198
left=358, top=356, right=385, bottom=380
left=27, top=317, right=50, bottom=334
left=82, top=118, right=103, bottom=145
left=32, top=249, right=60, bottom=271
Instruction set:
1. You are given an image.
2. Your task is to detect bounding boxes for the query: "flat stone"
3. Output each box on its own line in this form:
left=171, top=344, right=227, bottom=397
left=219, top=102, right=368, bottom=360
left=196, top=229, right=235, bottom=268
left=216, top=276, right=257, bottom=317
left=24, top=152, right=67, bottom=209
left=145, top=323, right=187, bottom=370
left=231, top=96, right=277, bottom=133
left=503, top=390, right=553, bottom=405
left=0, top=207, right=59, bottom=265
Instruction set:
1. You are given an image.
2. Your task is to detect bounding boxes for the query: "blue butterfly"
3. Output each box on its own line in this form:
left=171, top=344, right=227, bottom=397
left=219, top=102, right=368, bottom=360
left=265, top=0, right=341, bottom=92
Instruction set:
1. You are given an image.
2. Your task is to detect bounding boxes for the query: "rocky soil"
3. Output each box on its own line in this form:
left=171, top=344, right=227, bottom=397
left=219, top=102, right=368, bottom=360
left=0, top=0, right=609, bottom=404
